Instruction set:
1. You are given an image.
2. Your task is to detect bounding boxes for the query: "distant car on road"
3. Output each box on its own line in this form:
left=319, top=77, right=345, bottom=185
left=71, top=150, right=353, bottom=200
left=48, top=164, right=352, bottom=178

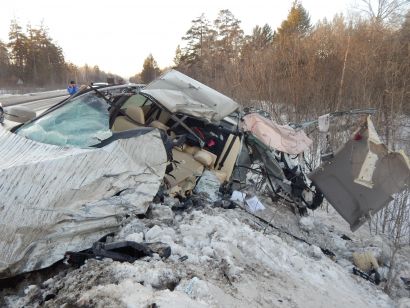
left=91, top=82, right=109, bottom=88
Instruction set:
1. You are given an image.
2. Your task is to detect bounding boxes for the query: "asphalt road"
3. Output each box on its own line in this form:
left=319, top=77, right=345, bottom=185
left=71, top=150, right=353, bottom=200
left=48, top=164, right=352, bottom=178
left=0, top=90, right=67, bottom=108
left=1, top=92, right=68, bottom=130
left=15, top=95, right=68, bottom=113
left=1, top=91, right=68, bottom=114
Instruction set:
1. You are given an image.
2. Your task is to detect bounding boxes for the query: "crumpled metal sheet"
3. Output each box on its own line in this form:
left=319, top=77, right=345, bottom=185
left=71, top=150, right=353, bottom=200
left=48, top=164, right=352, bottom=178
left=0, top=127, right=167, bottom=278
left=142, top=70, right=239, bottom=122
left=309, top=117, right=410, bottom=231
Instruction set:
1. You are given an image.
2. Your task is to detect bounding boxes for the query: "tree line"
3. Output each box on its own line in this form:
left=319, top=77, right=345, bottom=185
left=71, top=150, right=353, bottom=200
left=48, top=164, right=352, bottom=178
left=0, top=20, right=122, bottom=88
left=135, top=1, right=409, bottom=131
left=169, top=1, right=409, bottom=177
left=174, top=2, right=408, bottom=120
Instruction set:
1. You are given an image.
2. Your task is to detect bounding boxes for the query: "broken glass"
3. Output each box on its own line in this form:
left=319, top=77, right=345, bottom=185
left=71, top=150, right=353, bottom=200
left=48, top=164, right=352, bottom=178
left=16, top=92, right=112, bottom=147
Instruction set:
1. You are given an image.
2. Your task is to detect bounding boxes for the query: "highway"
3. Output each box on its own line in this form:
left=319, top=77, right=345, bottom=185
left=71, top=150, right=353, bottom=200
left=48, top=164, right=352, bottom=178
left=1, top=91, right=68, bottom=129
left=0, top=91, right=68, bottom=114
left=13, top=95, right=68, bottom=113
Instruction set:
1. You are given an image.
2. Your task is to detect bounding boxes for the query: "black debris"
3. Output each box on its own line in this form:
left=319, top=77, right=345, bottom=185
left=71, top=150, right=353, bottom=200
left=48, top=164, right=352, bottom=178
left=178, top=255, right=188, bottom=262
left=320, top=248, right=336, bottom=259
left=341, top=234, right=352, bottom=241
left=352, top=267, right=380, bottom=285
left=401, top=277, right=410, bottom=290
left=213, top=200, right=236, bottom=209
left=65, top=241, right=171, bottom=265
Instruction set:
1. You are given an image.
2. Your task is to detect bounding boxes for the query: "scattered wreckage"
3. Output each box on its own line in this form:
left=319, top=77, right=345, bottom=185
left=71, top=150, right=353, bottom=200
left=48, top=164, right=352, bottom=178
left=0, top=69, right=409, bottom=279
left=65, top=240, right=172, bottom=265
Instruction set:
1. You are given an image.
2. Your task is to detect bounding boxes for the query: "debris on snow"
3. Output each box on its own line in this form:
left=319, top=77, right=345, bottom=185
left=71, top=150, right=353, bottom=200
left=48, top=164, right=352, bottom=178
left=194, top=170, right=221, bottom=202
left=3, top=200, right=400, bottom=308
left=230, top=190, right=247, bottom=203
left=245, top=195, right=266, bottom=213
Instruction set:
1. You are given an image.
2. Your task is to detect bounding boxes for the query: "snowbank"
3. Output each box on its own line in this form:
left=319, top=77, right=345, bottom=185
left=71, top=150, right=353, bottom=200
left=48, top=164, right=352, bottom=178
left=5, top=198, right=400, bottom=308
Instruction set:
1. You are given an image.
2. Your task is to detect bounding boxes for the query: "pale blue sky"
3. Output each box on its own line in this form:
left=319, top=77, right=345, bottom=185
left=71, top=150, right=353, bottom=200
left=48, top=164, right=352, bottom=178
left=0, top=0, right=355, bottom=77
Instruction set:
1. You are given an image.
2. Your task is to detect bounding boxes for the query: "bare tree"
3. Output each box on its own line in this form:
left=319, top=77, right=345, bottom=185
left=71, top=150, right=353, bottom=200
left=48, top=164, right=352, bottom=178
left=355, top=0, right=410, bottom=23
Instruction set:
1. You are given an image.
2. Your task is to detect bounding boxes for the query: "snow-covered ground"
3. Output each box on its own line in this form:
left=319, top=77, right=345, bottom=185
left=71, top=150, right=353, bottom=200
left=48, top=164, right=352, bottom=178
left=3, top=193, right=409, bottom=308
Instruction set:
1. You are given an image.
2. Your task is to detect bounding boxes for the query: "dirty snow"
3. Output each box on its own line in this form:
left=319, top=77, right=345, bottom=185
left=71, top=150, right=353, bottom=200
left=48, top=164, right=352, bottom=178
left=3, top=195, right=407, bottom=308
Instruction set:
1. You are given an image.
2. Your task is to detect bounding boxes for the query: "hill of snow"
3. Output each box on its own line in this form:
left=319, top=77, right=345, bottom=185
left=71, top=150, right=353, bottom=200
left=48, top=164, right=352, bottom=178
left=3, top=194, right=409, bottom=308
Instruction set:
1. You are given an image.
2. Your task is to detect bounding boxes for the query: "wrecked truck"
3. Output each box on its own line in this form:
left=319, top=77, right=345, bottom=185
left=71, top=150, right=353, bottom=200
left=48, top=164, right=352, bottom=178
left=0, top=69, right=409, bottom=279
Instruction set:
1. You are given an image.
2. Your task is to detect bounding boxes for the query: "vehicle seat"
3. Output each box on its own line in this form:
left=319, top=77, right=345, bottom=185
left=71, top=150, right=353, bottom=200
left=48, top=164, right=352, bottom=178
left=182, top=145, right=200, bottom=155
left=112, top=106, right=145, bottom=132
left=194, top=149, right=217, bottom=168
left=125, top=105, right=145, bottom=124
left=150, top=120, right=169, bottom=131
left=165, top=149, right=204, bottom=192
left=157, top=109, right=171, bottom=124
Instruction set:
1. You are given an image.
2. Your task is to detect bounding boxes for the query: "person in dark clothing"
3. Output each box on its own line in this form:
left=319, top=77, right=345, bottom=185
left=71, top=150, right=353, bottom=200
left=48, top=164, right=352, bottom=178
left=67, top=80, right=78, bottom=95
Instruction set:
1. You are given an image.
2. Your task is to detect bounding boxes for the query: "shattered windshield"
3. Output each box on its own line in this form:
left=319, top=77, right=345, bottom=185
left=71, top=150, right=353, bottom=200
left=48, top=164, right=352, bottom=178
left=16, top=92, right=112, bottom=147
